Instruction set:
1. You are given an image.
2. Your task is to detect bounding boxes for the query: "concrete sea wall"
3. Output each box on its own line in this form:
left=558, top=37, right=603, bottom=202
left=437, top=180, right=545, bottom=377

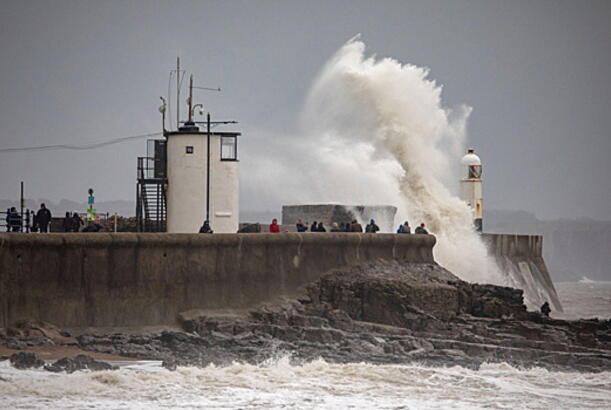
left=482, top=233, right=563, bottom=312
left=0, top=233, right=434, bottom=328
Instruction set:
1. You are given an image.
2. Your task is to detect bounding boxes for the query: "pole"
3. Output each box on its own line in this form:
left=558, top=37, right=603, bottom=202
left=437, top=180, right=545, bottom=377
left=206, top=112, right=211, bottom=222
left=176, top=57, right=180, bottom=129
left=114, top=213, right=118, bottom=233
left=188, top=74, right=193, bottom=123
left=20, top=181, right=24, bottom=232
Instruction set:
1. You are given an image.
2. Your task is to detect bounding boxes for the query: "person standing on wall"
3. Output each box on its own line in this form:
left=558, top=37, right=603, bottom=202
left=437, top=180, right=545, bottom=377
left=71, top=212, right=84, bottom=232
left=351, top=219, right=363, bottom=232
left=62, top=212, right=72, bottom=232
left=269, top=218, right=281, bottom=233
left=36, top=203, right=52, bottom=233
left=6, top=207, right=22, bottom=232
left=365, top=219, right=380, bottom=233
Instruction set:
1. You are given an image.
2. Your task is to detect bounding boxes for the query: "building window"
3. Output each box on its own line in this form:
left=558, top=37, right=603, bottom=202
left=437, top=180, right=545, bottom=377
left=186, top=146, right=194, bottom=154
left=221, top=136, right=237, bottom=161
left=468, top=165, right=482, bottom=178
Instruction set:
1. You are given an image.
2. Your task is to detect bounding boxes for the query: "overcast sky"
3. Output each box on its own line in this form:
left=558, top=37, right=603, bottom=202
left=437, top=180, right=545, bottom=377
left=0, top=0, right=609, bottom=220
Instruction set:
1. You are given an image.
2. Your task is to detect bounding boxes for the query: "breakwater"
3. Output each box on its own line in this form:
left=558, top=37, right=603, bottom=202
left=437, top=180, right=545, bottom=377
left=0, top=233, right=434, bottom=328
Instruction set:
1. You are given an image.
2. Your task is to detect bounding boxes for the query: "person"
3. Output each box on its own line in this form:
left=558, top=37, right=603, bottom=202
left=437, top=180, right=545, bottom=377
left=296, top=219, right=308, bottom=232
left=350, top=219, right=363, bottom=233
left=62, top=212, right=72, bottom=232
left=415, top=223, right=428, bottom=234
left=30, top=210, right=38, bottom=233
left=310, top=221, right=318, bottom=232
left=397, top=221, right=411, bottom=234
left=36, top=203, right=52, bottom=233
left=344, top=222, right=352, bottom=232
left=330, top=222, right=341, bottom=232
left=199, top=220, right=213, bottom=233
left=6, top=207, right=22, bottom=232
left=71, top=212, right=83, bottom=232
left=269, top=218, right=280, bottom=233
left=540, top=301, right=551, bottom=317
left=365, top=219, right=380, bottom=233
left=317, top=222, right=326, bottom=232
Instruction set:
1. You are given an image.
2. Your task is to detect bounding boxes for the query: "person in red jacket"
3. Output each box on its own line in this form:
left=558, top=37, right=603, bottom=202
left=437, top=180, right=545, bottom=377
left=269, top=218, right=280, bottom=233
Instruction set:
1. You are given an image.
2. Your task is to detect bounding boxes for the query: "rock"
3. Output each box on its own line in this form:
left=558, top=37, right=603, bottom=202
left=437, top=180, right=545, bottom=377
left=162, top=359, right=178, bottom=371
left=9, top=352, right=44, bottom=369
left=44, top=354, right=117, bottom=373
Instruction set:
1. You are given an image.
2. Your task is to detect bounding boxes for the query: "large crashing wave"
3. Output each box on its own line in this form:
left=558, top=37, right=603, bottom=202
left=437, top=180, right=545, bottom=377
left=295, top=38, right=503, bottom=284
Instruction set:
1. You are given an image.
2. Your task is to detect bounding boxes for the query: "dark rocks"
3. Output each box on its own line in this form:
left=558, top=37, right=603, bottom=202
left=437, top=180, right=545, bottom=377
left=44, top=354, right=117, bottom=373
left=9, top=352, right=44, bottom=369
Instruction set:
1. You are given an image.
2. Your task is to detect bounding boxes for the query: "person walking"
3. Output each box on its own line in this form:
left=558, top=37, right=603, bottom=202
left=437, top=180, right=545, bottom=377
left=36, top=203, right=52, bottom=233
left=269, top=218, right=281, bottom=233
left=415, top=223, right=428, bottom=234
left=365, top=219, right=380, bottom=233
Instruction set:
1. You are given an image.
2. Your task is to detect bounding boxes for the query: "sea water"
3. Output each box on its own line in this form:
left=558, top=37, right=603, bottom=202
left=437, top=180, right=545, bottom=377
left=1, top=281, right=610, bottom=410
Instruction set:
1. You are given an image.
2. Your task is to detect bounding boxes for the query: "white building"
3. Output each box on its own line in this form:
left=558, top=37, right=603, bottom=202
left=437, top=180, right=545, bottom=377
left=460, top=148, right=483, bottom=232
left=166, top=123, right=240, bottom=233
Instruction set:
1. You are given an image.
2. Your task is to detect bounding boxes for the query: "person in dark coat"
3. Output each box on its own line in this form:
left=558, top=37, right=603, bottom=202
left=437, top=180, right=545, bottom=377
left=415, top=223, right=428, bottom=234
left=365, top=219, right=380, bottom=233
left=62, top=212, right=72, bottom=232
left=296, top=219, right=308, bottom=232
left=540, top=301, right=551, bottom=317
left=317, top=222, right=326, bottom=232
left=30, top=210, right=39, bottom=233
left=310, top=221, right=318, bottom=232
left=36, top=203, right=52, bottom=233
left=71, top=212, right=84, bottom=232
left=199, top=220, right=213, bottom=233
left=6, top=207, right=22, bottom=232
left=350, top=219, right=363, bottom=232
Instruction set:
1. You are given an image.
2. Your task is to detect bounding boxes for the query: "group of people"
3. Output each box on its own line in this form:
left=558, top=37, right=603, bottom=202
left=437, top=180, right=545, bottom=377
left=3, top=203, right=104, bottom=233
left=279, top=218, right=428, bottom=234
left=396, top=221, right=429, bottom=234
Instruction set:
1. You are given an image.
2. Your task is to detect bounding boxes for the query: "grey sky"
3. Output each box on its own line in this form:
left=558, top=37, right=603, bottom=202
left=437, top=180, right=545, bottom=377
left=0, top=0, right=609, bottom=220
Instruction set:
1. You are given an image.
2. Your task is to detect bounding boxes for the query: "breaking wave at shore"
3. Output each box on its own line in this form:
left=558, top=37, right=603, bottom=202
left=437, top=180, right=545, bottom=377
left=1, top=358, right=610, bottom=409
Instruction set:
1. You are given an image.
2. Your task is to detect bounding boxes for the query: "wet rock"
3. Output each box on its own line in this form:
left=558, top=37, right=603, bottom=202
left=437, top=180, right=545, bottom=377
left=9, top=352, right=44, bottom=369
left=44, top=354, right=117, bottom=373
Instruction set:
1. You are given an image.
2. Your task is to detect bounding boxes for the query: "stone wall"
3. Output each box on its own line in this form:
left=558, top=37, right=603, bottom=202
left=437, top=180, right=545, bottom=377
left=481, top=233, right=563, bottom=312
left=0, top=233, right=434, bottom=328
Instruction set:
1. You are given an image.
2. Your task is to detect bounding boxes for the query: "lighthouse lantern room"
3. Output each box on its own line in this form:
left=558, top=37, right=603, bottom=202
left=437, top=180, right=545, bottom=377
left=460, top=148, right=483, bottom=232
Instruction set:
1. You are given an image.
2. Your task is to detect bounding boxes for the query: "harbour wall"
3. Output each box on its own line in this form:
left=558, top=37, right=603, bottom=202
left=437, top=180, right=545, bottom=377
left=0, top=233, right=435, bottom=328
left=482, top=233, right=563, bottom=312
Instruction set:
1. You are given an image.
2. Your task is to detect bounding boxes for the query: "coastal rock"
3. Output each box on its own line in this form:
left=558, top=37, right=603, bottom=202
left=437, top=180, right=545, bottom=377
left=44, top=354, right=118, bottom=373
left=9, top=352, right=44, bottom=369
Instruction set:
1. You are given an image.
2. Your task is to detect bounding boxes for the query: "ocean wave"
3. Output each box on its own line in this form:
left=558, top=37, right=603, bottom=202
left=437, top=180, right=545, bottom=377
left=1, top=358, right=610, bottom=409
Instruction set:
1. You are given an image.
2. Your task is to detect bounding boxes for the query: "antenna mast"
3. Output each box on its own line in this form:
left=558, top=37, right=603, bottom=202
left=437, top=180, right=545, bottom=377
left=176, top=57, right=180, bottom=129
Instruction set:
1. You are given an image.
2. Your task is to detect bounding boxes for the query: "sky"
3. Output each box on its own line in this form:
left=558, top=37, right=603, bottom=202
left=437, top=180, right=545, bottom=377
left=0, top=0, right=609, bottom=220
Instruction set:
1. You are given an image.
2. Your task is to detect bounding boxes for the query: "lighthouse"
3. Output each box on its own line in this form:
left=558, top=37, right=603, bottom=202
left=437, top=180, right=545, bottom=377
left=460, top=148, right=483, bottom=232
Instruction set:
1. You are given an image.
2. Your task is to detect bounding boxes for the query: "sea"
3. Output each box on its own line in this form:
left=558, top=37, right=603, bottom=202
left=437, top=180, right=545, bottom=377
left=1, top=280, right=610, bottom=410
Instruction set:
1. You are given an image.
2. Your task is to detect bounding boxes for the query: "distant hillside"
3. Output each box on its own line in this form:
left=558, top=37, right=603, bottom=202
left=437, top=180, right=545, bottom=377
left=485, top=210, right=611, bottom=282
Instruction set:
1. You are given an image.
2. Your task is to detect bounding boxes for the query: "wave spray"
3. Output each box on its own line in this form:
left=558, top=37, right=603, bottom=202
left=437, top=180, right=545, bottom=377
left=299, top=38, right=503, bottom=284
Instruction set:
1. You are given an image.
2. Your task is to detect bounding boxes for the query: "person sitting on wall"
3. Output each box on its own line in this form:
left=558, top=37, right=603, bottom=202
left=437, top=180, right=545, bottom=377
left=296, top=219, right=308, bottom=232
left=36, top=203, right=52, bottom=233
left=365, top=219, right=380, bottom=233
left=397, top=221, right=411, bottom=234
left=540, top=301, right=551, bottom=317
left=310, top=221, right=318, bottom=232
left=415, top=223, right=428, bottom=234
left=199, top=220, right=213, bottom=233
left=350, top=219, right=363, bottom=233
left=317, top=222, right=326, bottom=232
left=269, top=218, right=281, bottom=233
left=71, top=212, right=84, bottom=232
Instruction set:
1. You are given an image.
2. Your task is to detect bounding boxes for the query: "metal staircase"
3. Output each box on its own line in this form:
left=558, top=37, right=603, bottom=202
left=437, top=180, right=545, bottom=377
left=136, top=140, right=167, bottom=232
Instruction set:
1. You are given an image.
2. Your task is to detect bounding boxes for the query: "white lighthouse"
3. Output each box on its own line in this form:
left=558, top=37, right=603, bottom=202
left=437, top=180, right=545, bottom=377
left=165, top=122, right=240, bottom=233
left=460, top=148, right=483, bottom=232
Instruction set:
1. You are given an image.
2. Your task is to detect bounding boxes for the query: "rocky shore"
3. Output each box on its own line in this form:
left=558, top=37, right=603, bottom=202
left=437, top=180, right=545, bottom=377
left=2, top=260, right=610, bottom=372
